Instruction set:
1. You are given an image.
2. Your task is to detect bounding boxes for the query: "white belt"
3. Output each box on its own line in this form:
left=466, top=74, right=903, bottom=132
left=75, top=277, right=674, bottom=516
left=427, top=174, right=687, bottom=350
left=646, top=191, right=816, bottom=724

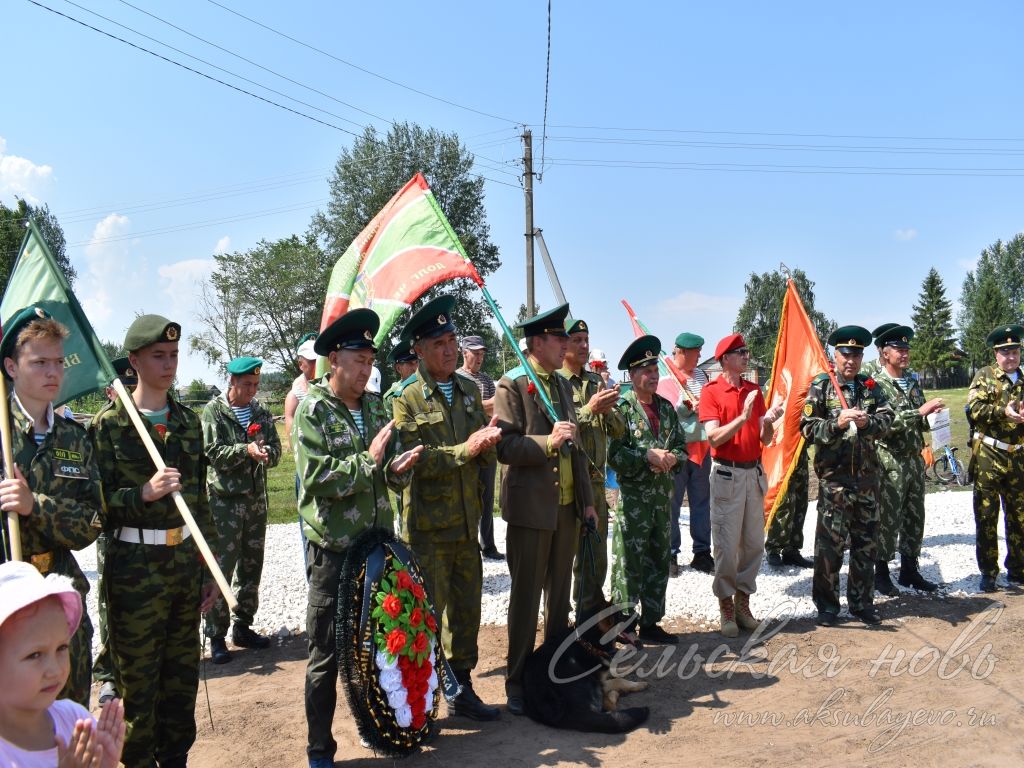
left=116, top=526, right=191, bottom=546
left=975, top=432, right=1024, bottom=453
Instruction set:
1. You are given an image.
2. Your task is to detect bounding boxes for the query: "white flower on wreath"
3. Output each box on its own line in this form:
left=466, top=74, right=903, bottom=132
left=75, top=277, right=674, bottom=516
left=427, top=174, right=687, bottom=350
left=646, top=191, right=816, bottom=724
left=394, top=703, right=413, bottom=728
left=387, top=687, right=408, bottom=709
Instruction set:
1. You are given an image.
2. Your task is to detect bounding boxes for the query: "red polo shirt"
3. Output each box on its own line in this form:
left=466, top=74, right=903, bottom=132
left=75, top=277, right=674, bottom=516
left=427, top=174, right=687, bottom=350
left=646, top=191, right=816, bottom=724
left=698, top=376, right=766, bottom=462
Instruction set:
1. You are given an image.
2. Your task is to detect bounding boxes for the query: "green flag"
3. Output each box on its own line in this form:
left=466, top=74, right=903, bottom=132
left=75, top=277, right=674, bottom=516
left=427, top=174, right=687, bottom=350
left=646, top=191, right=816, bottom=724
left=1, top=221, right=115, bottom=404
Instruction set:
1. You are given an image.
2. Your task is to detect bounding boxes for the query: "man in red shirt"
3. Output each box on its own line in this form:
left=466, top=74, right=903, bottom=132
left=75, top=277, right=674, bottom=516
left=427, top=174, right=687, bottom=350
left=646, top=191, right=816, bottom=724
left=699, top=334, right=783, bottom=637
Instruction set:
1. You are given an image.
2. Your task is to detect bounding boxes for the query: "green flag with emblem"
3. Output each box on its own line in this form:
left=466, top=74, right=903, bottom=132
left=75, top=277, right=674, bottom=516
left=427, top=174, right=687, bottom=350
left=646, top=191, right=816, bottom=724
left=0, top=221, right=115, bottom=404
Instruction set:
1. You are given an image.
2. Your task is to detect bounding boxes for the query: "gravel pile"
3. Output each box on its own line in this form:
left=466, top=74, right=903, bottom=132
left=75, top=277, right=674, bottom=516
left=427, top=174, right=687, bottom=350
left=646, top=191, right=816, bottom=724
left=75, top=489, right=988, bottom=651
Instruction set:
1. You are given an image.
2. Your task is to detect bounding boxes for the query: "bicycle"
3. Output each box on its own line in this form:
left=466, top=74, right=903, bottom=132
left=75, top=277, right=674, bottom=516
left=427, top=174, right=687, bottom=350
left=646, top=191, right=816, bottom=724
left=930, top=444, right=968, bottom=486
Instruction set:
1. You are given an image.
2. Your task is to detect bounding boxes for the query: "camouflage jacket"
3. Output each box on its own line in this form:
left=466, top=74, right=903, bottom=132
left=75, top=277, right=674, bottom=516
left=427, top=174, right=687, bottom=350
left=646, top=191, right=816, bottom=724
left=393, top=365, right=493, bottom=537
left=0, top=397, right=103, bottom=595
left=800, top=372, right=895, bottom=485
left=967, top=364, right=1024, bottom=445
left=294, top=375, right=410, bottom=552
left=557, top=366, right=626, bottom=483
left=89, top=394, right=217, bottom=545
left=608, top=389, right=687, bottom=494
left=861, top=360, right=929, bottom=456
left=200, top=394, right=281, bottom=498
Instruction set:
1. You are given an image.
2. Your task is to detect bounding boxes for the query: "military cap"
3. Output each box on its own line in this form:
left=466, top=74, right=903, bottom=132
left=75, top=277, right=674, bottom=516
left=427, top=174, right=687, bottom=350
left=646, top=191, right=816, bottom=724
left=124, top=314, right=181, bottom=352
left=388, top=338, right=417, bottom=364
left=871, top=322, right=900, bottom=340
left=400, top=295, right=457, bottom=344
left=460, top=335, right=487, bottom=351
left=517, top=303, right=570, bottom=338
left=675, top=332, right=704, bottom=350
left=314, top=308, right=380, bottom=355
left=874, top=325, right=914, bottom=349
left=295, top=331, right=319, bottom=350
left=0, top=305, right=53, bottom=363
left=987, top=324, right=1024, bottom=349
left=714, top=333, right=747, bottom=360
left=827, top=325, right=872, bottom=351
left=618, top=334, right=661, bottom=371
left=564, top=317, right=588, bottom=335
left=111, top=356, right=138, bottom=387
left=226, top=356, right=263, bottom=376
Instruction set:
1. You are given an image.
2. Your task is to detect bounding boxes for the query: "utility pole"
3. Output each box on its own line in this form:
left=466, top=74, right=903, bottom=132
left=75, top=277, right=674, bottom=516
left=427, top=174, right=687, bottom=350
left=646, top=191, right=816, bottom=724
left=522, top=128, right=535, bottom=315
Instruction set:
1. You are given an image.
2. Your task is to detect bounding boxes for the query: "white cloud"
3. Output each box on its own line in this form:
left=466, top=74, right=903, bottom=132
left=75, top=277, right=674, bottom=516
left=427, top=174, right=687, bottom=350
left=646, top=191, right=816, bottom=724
left=894, top=228, right=918, bottom=242
left=80, top=214, right=133, bottom=326
left=158, top=258, right=214, bottom=303
left=0, top=136, right=54, bottom=204
left=213, top=236, right=231, bottom=255
left=957, top=255, right=980, bottom=272
left=652, top=291, right=738, bottom=316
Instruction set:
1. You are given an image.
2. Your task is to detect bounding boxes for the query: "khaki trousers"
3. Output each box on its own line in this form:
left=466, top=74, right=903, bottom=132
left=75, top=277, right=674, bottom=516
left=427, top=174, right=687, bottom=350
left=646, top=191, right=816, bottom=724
left=710, top=462, right=766, bottom=598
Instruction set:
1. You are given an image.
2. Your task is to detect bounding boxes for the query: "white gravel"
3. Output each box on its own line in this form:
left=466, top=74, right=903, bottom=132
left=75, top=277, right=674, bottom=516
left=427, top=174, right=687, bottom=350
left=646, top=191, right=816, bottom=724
left=75, top=489, right=990, bottom=650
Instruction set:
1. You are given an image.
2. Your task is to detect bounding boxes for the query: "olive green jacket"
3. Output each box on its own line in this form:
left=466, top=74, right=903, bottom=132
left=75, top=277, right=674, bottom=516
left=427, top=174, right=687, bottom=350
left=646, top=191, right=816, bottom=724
left=861, top=360, right=928, bottom=456
left=557, top=366, right=626, bottom=483
left=201, top=394, right=281, bottom=498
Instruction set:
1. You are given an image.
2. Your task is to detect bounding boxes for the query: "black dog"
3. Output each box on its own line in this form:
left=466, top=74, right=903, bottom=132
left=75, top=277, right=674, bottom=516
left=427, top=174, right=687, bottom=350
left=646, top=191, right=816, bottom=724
left=523, top=606, right=649, bottom=733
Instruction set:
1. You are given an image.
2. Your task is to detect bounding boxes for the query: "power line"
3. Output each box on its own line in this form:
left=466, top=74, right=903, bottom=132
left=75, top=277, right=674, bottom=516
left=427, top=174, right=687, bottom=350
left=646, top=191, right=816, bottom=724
left=544, top=123, right=1024, bottom=143
left=205, top=0, right=524, bottom=125
left=538, top=0, right=551, bottom=180
left=24, top=0, right=361, bottom=135
left=545, top=157, right=1024, bottom=177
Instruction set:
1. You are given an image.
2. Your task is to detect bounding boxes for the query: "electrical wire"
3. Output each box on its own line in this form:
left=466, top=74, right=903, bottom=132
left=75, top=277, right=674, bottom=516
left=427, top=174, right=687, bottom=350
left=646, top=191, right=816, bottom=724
left=545, top=157, right=1024, bottom=177
left=543, top=123, right=1024, bottom=143
left=538, top=0, right=551, bottom=179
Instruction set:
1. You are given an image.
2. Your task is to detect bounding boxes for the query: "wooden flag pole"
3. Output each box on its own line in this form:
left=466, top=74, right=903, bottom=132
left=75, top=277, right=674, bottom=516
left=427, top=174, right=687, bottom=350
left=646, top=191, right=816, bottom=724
left=0, top=376, right=22, bottom=562
left=111, top=379, right=236, bottom=610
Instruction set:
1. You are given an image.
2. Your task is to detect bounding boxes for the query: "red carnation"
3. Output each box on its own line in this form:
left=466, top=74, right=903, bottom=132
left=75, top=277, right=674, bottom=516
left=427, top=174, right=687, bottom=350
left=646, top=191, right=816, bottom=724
left=527, top=381, right=537, bottom=396
left=409, top=607, right=423, bottom=628
left=382, top=593, right=402, bottom=620
left=247, top=423, right=262, bottom=438
left=395, top=570, right=414, bottom=592
left=412, top=631, right=429, bottom=655
left=385, top=628, right=408, bottom=656
left=154, top=424, right=168, bottom=440
left=864, top=377, right=876, bottom=390
left=411, top=583, right=426, bottom=601
left=397, top=655, right=414, bottom=674
left=425, top=613, right=438, bottom=633
left=411, top=711, right=427, bottom=730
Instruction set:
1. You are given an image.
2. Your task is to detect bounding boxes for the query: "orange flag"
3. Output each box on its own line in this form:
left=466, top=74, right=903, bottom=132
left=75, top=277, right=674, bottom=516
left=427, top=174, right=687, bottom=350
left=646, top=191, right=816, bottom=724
left=762, top=280, right=831, bottom=529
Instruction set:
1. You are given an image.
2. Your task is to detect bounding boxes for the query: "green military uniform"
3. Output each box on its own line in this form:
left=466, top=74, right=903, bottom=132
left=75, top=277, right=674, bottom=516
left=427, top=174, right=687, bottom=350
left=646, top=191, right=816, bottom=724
left=967, top=325, right=1024, bottom=588
left=558, top=352, right=626, bottom=613
left=90, top=315, right=217, bottom=768
left=384, top=338, right=418, bottom=538
left=800, top=327, right=894, bottom=619
left=765, top=440, right=809, bottom=557
left=201, top=369, right=281, bottom=642
left=608, top=337, right=686, bottom=631
left=295, top=309, right=412, bottom=763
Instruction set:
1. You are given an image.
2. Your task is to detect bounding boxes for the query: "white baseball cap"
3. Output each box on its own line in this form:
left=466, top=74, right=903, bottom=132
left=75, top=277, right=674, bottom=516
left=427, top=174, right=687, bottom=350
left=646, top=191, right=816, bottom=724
left=297, top=340, right=318, bottom=361
left=589, top=348, right=607, bottom=364
left=0, top=561, right=82, bottom=634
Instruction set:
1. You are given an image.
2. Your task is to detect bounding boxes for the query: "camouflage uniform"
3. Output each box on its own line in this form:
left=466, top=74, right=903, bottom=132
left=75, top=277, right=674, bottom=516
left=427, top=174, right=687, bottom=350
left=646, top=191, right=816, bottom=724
left=861, top=360, right=930, bottom=563
left=608, top=389, right=686, bottom=628
left=765, top=440, right=809, bottom=556
left=0, top=398, right=102, bottom=707
left=967, top=365, right=1024, bottom=578
left=200, top=393, right=281, bottom=639
left=383, top=381, right=405, bottom=537
left=91, top=533, right=114, bottom=686
left=90, top=394, right=216, bottom=768
left=800, top=373, right=894, bottom=614
left=392, top=366, right=492, bottom=672
left=294, top=376, right=410, bottom=761
left=558, top=365, right=626, bottom=613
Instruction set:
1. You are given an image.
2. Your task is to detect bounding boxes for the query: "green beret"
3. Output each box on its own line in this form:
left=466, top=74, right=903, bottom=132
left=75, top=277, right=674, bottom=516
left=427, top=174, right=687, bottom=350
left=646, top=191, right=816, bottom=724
left=874, top=325, right=913, bottom=349
left=314, top=308, right=380, bottom=355
left=618, top=334, right=662, bottom=371
left=400, top=295, right=457, bottom=344
left=111, top=356, right=138, bottom=387
left=828, top=325, right=871, bottom=350
left=674, top=332, right=704, bottom=350
left=388, top=339, right=417, bottom=365
left=0, top=306, right=53, bottom=365
left=517, top=303, right=570, bottom=338
left=987, top=324, right=1024, bottom=349
left=564, top=317, right=588, bottom=335
left=226, top=356, right=263, bottom=376
left=124, top=314, right=181, bottom=352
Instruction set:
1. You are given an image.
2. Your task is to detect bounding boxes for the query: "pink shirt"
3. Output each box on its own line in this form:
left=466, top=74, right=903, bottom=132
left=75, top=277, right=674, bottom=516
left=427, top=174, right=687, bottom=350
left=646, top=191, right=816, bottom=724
left=0, top=699, right=93, bottom=767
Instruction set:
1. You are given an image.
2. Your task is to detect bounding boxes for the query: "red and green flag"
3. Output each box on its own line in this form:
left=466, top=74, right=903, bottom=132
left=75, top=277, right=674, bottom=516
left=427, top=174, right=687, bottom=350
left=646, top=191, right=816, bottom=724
left=0, top=221, right=115, bottom=404
left=320, top=172, right=482, bottom=345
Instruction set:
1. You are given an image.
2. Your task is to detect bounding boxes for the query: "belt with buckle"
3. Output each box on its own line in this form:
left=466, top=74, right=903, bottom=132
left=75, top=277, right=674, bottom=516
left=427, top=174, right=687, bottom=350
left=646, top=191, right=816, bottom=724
left=30, top=552, right=55, bottom=574
left=714, top=458, right=761, bottom=470
left=975, top=432, right=1024, bottom=453
left=116, top=526, right=191, bottom=546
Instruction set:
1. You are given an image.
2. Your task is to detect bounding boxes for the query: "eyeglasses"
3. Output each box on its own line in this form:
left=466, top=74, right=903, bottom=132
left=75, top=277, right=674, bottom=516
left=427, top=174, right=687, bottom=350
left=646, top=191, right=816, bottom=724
left=728, top=348, right=750, bottom=356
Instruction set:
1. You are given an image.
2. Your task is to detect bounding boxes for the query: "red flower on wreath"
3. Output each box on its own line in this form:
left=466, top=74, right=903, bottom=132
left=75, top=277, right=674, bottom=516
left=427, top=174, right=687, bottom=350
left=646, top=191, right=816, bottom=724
left=411, top=631, right=429, bottom=655
left=411, top=583, right=426, bottom=600
left=864, top=377, right=876, bottom=390
left=408, top=607, right=423, bottom=628
left=396, top=570, right=414, bottom=592
left=527, top=381, right=537, bottom=396
left=247, top=423, right=262, bottom=438
left=425, top=613, right=438, bottom=633
left=411, top=711, right=427, bottom=730
left=382, top=593, right=402, bottom=620
left=386, top=628, right=408, bottom=656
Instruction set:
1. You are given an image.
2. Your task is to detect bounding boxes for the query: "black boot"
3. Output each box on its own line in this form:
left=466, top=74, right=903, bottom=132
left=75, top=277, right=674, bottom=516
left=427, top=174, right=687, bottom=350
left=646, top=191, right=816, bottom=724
left=210, top=637, right=231, bottom=664
left=874, top=560, right=898, bottom=596
left=232, top=623, right=271, bottom=649
left=449, top=669, right=500, bottom=721
left=897, top=556, right=939, bottom=592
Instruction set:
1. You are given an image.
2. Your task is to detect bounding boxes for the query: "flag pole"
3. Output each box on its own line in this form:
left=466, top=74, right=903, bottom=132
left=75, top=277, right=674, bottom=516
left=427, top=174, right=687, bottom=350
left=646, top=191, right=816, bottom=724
left=0, top=376, right=22, bottom=561
left=110, top=379, right=237, bottom=610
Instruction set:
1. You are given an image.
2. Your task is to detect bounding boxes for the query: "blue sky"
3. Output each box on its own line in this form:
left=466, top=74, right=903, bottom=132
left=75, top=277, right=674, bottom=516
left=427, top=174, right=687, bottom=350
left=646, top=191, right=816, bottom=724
left=3, top=1, right=1023, bottom=384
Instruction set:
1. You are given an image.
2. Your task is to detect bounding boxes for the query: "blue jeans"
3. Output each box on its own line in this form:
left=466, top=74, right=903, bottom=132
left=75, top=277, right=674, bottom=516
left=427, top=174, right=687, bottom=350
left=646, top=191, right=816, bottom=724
left=671, top=452, right=712, bottom=555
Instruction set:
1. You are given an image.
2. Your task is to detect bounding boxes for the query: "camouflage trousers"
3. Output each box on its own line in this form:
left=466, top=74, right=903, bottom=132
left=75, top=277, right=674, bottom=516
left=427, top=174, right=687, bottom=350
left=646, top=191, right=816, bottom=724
left=766, top=446, right=809, bottom=555
left=64, top=606, right=94, bottom=708
left=206, top=492, right=268, bottom=638
left=407, top=531, right=482, bottom=671
left=813, top=480, right=879, bottom=614
left=611, top=482, right=672, bottom=628
left=877, top=447, right=926, bottom=562
left=92, top=533, right=115, bottom=685
left=106, top=537, right=204, bottom=768
left=972, top=443, right=1024, bottom=577
left=573, top=480, right=609, bottom=614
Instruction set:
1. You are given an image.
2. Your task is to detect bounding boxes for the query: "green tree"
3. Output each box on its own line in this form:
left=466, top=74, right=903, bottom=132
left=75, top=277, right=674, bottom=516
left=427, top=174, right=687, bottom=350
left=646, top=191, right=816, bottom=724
left=310, top=122, right=501, bottom=376
left=909, top=268, right=956, bottom=387
left=733, top=268, right=835, bottom=370
left=958, top=235, right=1024, bottom=339
left=0, top=198, right=75, bottom=294
left=962, top=271, right=1013, bottom=372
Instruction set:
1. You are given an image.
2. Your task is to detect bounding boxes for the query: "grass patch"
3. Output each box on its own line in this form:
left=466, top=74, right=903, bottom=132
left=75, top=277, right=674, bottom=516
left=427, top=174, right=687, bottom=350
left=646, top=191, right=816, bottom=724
left=267, top=423, right=298, bottom=525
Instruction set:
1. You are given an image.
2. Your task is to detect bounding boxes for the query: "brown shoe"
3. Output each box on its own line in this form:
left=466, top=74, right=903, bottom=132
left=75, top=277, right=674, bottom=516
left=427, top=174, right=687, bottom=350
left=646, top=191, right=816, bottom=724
left=734, top=592, right=760, bottom=631
left=719, top=597, right=739, bottom=638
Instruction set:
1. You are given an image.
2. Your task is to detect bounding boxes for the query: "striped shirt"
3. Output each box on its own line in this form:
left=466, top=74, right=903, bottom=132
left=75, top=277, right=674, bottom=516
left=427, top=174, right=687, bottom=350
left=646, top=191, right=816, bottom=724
left=436, top=380, right=454, bottom=405
left=349, top=408, right=366, bottom=440
left=231, top=404, right=253, bottom=429
left=457, top=367, right=496, bottom=400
